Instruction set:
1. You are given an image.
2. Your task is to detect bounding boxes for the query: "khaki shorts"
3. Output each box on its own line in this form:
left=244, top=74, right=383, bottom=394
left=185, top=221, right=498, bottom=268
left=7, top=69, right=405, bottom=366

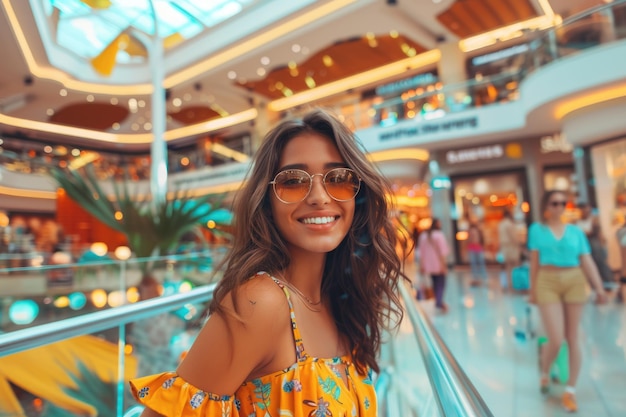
left=536, top=268, right=588, bottom=304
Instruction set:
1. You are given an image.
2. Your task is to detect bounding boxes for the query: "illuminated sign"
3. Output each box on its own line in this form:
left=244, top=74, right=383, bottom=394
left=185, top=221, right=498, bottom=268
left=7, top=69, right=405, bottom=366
left=375, top=73, right=437, bottom=96
left=446, top=145, right=504, bottom=164
left=471, top=44, right=530, bottom=66
left=540, top=133, right=573, bottom=154
left=430, top=175, right=451, bottom=190
left=379, top=116, right=478, bottom=142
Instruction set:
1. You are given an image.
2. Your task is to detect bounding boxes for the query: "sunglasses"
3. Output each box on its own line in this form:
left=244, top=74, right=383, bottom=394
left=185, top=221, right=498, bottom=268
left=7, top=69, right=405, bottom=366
left=549, top=201, right=567, bottom=207
left=269, top=167, right=361, bottom=204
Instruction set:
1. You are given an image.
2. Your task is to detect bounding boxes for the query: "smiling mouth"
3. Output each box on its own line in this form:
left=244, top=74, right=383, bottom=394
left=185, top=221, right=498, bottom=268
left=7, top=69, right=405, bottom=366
left=300, top=216, right=338, bottom=225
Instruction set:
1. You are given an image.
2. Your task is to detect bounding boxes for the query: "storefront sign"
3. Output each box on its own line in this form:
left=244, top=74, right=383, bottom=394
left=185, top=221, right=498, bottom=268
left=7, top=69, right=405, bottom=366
left=471, top=44, right=529, bottom=66
left=540, top=133, right=573, bottom=154
left=446, top=145, right=504, bottom=164
left=375, top=73, right=437, bottom=96
left=379, top=116, right=478, bottom=142
left=430, top=175, right=451, bottom=190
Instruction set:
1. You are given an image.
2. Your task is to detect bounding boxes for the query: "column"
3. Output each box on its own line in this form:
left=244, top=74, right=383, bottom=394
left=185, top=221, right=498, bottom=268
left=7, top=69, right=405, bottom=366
left=147, top=0, right=167, bottom=207
left=436, top=41, right=468, bottom=111
left=428, top=154, right=455, bottom=263
left=573, top=146, right=589, bottom=204
left=149, top=35, right=167, bottom=207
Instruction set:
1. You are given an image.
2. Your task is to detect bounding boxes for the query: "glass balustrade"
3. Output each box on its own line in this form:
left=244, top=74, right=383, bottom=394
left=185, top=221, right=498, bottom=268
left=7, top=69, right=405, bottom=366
left=0, top=251, right=221, bottom=334
left=0, top=279, right=215, bottom=417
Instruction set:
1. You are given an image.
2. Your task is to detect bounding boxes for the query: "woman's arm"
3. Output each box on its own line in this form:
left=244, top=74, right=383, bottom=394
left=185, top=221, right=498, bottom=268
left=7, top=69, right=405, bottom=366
left=528, top=250, right=539, bottom=304
left=580, top=254, right=608, bottom=304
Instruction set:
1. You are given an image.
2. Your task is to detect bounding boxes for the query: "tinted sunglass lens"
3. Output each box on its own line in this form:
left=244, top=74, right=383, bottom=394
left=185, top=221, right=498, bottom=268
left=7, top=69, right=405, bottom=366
left=325, top=169, right=360, bottom=201
left=274, top=170, right=310, bottom=203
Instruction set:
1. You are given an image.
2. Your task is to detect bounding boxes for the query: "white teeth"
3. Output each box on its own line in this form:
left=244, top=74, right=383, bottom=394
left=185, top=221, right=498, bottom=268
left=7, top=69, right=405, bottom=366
left=302, top=216, right=335, bottom=225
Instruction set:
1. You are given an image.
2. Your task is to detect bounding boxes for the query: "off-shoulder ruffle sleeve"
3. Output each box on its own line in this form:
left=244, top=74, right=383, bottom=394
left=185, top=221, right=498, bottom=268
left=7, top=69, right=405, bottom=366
left=129, top=372, right=238, bottom=417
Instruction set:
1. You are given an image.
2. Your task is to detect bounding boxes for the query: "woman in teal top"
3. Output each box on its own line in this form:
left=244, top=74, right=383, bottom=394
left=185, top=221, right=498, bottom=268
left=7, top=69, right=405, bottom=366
left=528, top=222, right=591, bottom=267
left=527, top=190, right=607, bottom=413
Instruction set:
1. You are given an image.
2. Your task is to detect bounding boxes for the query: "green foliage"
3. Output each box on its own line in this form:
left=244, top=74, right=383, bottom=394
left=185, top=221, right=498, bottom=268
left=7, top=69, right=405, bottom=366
left=49, top=166, right=230, bottom=261
left=42, top=361, right=116, bottom=417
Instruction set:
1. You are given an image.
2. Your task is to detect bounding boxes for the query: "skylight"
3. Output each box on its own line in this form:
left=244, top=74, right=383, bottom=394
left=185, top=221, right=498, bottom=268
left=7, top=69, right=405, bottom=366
left=42, top=0, right=257, bottom=63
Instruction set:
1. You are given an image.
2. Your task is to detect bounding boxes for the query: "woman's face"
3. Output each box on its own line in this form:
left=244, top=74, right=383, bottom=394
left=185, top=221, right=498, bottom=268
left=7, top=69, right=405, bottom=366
left=269, top=132, right=356, bottom=257
left=545, top=192, right=567, bottom=220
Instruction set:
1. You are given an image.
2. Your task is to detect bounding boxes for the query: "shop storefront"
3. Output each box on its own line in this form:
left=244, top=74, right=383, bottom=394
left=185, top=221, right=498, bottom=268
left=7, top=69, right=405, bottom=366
left=587, top=135, right=626, bottom=270
left=430, top=133, right=575, bottom=264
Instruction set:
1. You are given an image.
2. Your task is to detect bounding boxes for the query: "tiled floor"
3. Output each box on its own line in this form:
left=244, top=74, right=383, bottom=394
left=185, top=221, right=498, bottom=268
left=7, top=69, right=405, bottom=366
left=425, top=268, right=626, bottom=417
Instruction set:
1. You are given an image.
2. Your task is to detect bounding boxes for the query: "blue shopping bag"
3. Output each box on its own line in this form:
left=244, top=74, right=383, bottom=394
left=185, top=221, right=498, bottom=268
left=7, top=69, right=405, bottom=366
left=512, top=264, right=530, bottom=290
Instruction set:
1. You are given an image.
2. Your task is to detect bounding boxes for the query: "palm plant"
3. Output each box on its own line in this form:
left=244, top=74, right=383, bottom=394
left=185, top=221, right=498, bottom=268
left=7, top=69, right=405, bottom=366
left=49, top=165, right=232, bottom=280
left=42, top=361, right=117, bottom=417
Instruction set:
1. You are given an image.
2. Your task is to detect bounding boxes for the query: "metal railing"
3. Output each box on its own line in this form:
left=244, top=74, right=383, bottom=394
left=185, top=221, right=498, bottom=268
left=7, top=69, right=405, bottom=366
left=398, top=283, right=494, bottom=417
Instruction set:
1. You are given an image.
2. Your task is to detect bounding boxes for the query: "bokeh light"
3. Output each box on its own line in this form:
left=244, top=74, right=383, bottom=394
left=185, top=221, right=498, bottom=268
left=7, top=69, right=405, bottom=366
left=108, top=290, right=125, bottom=307
left=126, top=286, right=140, bottom=303
left=90, top=242, right=108, bottom=257
left=91, top=289, right=108, bottom=308
left=9, top=300, right=39, bottom=325
left=68, top=292, right=87, bottom=310
left=53, top=296, right=70, bottom=308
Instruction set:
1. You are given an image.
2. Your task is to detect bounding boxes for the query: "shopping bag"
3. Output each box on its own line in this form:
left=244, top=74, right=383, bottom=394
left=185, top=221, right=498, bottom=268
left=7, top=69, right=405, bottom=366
left=416, top=286, right=434, bottom=301
left=512, top=264, right=530, bottom=290
left=413, top=268, right=434, bottom=301
left=538, top=338, right=569, bottom=384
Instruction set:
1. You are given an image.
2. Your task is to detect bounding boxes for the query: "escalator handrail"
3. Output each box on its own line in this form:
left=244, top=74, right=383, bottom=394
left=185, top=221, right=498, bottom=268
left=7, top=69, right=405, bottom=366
left=398, top=283, right=494, bottom=417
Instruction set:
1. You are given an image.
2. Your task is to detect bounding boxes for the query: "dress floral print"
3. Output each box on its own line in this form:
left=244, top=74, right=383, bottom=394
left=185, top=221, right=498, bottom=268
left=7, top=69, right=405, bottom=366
left=129, top=273, right=377, bottom=416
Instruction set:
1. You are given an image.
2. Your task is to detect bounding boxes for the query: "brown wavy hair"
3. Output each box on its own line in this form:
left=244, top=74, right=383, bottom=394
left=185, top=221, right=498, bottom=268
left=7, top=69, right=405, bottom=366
left=209, top=109, right=405, bottom=373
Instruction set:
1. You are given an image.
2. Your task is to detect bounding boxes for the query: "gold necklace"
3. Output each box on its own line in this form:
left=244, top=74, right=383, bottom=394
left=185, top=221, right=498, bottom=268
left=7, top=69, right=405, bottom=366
left=273, top=274, right=322, bottom=312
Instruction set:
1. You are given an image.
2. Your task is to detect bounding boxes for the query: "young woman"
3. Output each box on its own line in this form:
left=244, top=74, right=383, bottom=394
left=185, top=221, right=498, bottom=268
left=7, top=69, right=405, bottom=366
left=528, top=190, right=608, bottom=413
left=130, top=109, right=406, bottom=416
left=417, top=218, right=450, bottom=312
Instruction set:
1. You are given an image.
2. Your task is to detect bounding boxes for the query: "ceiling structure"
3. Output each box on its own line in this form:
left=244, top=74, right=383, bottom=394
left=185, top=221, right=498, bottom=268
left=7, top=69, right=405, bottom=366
left=0, top=0, right=608, bottom=152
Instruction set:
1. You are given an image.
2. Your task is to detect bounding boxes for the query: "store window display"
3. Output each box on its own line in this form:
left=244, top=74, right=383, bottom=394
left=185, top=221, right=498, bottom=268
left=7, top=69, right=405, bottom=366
left=452, top=171, right=529, bottom=266
left=590, top=138, right=626, bottom=271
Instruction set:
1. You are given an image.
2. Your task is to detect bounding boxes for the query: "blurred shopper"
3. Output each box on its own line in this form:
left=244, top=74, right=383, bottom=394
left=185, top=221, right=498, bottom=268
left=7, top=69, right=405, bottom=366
left=528, top=190, right=608, bottom=413
left=498, top=209, right=520, bottom=291
left=467, top=222, right=488, bottom=286
left=577, top=203, right=614, bottom=289
left=418, top=218, right=450, bottom=312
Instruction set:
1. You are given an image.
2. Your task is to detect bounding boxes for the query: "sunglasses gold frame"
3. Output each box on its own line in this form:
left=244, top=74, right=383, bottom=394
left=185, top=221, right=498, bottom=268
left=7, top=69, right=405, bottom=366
left=269, top=167, right=361, bottom=204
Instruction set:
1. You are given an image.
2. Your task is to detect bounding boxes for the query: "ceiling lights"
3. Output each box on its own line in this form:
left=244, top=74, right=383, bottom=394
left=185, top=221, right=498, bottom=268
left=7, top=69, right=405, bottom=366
left=268, top=49, right=441, bottom=112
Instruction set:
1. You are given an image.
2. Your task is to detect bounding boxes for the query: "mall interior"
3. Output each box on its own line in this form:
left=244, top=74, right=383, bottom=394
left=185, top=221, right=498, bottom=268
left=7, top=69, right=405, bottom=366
left=0, top=0, right=625, bottom=416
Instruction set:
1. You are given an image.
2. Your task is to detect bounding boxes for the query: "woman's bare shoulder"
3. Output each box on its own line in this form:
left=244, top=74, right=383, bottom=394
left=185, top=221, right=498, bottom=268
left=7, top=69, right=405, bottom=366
left=176, top=272, right=291, bottom=394
left=216, top=272, right=291, bottom=333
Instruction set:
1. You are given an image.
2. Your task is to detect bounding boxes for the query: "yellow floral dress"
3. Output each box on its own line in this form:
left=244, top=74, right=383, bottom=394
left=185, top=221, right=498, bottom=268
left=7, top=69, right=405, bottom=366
left=129, top=276, right=377, bottom=417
